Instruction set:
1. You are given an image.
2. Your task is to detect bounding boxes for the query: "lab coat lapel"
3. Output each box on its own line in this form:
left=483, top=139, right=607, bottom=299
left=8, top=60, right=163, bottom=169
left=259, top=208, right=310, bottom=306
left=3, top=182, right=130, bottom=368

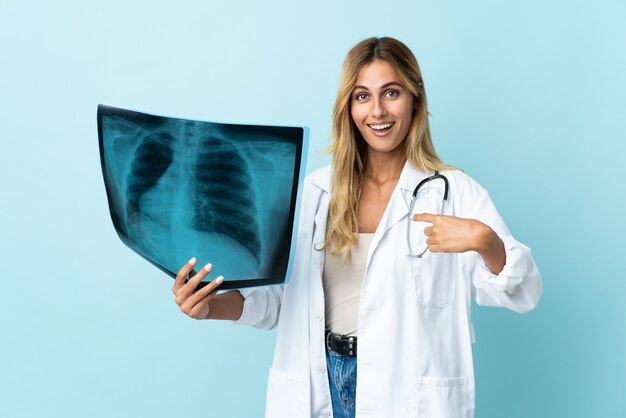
left=311, top=171, right=330, bottom=247
left=368, top=162, right=427, bottom=263
left=309, top=170, right=330, bottom=295
left=313, top=197, right=329, bottom=246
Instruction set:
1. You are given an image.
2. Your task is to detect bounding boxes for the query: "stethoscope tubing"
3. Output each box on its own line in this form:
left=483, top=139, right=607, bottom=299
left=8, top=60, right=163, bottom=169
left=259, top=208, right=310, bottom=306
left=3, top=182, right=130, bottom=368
left=407, top=171, right=449, bottom=258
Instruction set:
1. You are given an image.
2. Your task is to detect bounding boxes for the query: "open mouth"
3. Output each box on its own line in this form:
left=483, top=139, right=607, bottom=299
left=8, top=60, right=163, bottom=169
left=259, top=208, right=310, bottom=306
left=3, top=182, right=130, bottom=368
left=367, top=122, right=395, bottom=133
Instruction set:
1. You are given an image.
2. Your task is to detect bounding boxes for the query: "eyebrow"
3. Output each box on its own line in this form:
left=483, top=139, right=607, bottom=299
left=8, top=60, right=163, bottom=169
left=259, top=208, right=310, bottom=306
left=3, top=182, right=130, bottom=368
left=353, top=81, right=405, bottom=91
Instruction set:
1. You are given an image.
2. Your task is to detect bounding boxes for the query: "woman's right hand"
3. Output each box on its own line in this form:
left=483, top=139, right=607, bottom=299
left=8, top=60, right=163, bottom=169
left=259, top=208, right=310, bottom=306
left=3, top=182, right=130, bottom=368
left=172, top=257, right=224, bottom=320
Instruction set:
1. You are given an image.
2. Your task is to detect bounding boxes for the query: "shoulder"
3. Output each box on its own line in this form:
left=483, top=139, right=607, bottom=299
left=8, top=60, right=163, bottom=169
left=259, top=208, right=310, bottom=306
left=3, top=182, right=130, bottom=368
left=436, top=169, right=501, bottom=219
left=438, top=169, right=488, bottom=197
left=297, top=164, right=331, bottom=213
left=296, top=165, right=331, bottom=231
left=304, top=164, right=332, bottom=192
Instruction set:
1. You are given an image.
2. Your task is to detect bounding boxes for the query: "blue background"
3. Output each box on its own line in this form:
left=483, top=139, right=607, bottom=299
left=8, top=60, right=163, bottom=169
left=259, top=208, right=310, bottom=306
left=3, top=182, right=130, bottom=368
left=1, top=0, right=624, bottom=417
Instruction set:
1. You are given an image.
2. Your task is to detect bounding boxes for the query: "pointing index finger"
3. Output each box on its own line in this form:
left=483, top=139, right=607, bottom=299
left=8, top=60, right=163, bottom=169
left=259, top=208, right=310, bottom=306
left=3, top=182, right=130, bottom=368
left=412, top=213, right=436, bottom=223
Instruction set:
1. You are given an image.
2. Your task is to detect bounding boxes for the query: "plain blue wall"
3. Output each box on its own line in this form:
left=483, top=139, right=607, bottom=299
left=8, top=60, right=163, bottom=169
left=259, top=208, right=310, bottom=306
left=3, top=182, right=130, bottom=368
left=1, top=0, right=625, bottom=417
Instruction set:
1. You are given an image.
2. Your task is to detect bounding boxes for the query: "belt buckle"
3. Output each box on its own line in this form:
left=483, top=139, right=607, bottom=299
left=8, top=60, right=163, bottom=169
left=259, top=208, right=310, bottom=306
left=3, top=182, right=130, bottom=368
left=326, top=330, right=356, bottom=356
left=325, top=329, right=332, bottom=352
left=326, top=329, right=341, bottom=353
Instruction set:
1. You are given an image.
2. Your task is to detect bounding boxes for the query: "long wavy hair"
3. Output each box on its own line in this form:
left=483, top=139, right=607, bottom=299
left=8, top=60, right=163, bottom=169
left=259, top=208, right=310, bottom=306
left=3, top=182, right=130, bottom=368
left=325, top=36, right=453, bottom=262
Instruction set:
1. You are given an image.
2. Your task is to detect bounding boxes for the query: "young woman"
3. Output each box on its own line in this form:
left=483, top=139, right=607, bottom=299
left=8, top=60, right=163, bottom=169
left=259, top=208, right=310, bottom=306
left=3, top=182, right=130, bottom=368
left=172, top=37, right=542, bottom=418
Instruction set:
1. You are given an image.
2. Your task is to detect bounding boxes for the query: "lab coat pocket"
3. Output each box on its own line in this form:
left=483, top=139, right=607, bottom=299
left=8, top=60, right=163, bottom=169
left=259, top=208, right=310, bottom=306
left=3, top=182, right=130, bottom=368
left=418, top=376, right=468, bottom=418
left=265, top=367, right=308, bottom=418
left=413, top=253, right=457, bottom=308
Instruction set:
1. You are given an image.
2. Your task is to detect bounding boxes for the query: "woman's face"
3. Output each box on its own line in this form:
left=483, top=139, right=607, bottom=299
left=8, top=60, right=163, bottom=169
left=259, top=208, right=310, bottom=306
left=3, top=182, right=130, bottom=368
left=350, top=60, right=414, bottom=158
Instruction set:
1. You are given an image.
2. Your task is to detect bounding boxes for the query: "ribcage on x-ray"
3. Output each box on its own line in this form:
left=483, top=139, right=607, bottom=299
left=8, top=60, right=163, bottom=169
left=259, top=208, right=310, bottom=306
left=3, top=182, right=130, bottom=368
left=193, top=137, right=262, bottom=263
left=125, top=131, right=174, bottom=220
left=100, top=105, right=303, bottom=284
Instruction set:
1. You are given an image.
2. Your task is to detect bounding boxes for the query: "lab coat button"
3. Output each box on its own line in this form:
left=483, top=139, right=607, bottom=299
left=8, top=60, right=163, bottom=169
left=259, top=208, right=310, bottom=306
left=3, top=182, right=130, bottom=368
left=315, top=313, right=323, bottom=321
left=316, top=365, right=326, bottom=373
left=321, top=410, right=331, bottom=417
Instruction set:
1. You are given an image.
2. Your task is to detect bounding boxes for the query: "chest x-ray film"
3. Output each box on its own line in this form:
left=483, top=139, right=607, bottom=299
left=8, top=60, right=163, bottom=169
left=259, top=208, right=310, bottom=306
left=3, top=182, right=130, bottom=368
left=98, top=105, right=308, bottom=289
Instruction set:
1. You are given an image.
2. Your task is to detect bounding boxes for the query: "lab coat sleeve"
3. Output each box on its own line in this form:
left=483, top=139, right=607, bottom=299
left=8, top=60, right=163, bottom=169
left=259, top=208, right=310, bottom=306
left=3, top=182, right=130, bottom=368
left=232, top=285, right=283, bottom=329
left=463, top=176, right=543, bottom=314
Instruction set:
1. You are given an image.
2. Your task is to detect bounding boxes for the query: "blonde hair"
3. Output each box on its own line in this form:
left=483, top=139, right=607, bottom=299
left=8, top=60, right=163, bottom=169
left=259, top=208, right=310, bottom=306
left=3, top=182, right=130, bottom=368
left=325, top=36, right=454, bottom=262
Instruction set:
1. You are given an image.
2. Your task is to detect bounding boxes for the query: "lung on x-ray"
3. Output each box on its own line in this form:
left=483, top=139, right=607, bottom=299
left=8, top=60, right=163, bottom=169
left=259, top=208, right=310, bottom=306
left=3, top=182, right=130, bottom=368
left=98, top=105, right=308, bottom=289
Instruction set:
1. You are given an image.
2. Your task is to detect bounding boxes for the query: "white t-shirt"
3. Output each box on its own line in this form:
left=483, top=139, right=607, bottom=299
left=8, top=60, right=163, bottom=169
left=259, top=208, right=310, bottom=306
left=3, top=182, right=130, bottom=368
left=322, top=233, right=375, bottom=336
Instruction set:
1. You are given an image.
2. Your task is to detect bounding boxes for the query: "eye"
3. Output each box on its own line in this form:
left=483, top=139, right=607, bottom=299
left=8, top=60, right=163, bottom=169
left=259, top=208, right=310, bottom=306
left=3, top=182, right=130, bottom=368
left=385, top=89, right=399, bottom=98
left=354, top=92, right=368, bottom=102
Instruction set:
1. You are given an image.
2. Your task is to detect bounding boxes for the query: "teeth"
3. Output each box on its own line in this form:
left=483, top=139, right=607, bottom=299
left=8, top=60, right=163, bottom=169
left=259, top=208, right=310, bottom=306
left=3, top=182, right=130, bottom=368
left=369, top=123, right=393, bottom=130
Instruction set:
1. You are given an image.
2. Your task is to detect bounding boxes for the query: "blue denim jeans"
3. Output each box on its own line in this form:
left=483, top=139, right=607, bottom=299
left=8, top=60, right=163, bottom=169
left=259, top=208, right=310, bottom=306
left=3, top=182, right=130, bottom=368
left=326, top=350, right=357, bottom=418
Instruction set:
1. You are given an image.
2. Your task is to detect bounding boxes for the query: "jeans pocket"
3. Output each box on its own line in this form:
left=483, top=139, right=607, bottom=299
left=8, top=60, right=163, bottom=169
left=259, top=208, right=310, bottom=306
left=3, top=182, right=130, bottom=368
left=413, top=253, right=457, bottom=308
left=418, top=376, right=468, bottom=418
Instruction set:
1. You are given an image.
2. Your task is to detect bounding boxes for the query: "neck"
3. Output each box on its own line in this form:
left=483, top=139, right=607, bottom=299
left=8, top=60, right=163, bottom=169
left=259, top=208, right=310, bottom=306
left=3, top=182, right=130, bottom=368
left=363, top=149, right=406, bottom=185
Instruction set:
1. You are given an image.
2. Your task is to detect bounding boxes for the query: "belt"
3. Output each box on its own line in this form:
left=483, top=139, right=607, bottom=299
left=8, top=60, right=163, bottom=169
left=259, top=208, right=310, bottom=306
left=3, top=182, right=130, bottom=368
left=325, top=329, right=357, bottom=356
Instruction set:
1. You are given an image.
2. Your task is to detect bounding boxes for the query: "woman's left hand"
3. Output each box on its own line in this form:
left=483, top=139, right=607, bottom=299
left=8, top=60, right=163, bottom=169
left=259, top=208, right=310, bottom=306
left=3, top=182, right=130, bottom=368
left=412, top=213, right=505, bottom=273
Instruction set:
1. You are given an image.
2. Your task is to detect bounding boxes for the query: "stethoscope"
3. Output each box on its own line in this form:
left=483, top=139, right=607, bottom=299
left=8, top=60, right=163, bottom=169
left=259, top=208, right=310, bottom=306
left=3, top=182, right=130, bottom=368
left=407, top=171, right=449, bottom=258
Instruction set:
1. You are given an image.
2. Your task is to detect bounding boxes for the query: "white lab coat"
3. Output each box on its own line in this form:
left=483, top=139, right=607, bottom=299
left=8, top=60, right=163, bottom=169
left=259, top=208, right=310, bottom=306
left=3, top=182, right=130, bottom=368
left=235, top=162, right=542, bottom=418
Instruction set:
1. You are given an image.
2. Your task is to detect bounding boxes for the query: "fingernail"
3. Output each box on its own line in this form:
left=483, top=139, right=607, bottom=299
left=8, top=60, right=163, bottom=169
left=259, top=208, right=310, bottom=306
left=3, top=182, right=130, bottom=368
left=215, top=276, right=224, bottom=284
left=188, top=257, right=197, bottom=265
left=203, top=263, right=213, bottom=272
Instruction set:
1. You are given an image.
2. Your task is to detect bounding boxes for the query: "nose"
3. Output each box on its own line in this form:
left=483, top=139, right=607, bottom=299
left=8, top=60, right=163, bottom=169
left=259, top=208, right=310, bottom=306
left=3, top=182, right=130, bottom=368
left=371, top=97, right=387, bottom=118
